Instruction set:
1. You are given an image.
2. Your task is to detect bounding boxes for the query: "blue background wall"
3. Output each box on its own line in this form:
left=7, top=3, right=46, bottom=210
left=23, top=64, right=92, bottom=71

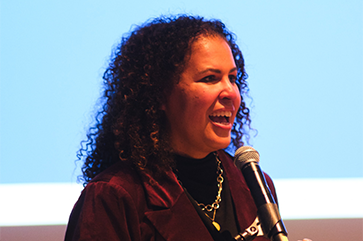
left=0, top=1, right=362, bottom=225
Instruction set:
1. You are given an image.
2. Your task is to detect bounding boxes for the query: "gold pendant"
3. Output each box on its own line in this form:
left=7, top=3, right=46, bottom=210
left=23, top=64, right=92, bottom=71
left=212, top=221, right=221, bottom=231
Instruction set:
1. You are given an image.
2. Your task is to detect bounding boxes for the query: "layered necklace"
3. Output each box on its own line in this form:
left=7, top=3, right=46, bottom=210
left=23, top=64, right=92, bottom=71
left=195, top=153, right=224, bottom=231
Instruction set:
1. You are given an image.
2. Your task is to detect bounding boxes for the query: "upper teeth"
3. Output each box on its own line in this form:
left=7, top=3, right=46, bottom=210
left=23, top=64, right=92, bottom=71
left=210, top=111, right=232, bottom=117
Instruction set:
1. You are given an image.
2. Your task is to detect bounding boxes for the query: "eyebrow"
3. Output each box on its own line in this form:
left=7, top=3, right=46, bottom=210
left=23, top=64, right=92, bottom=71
left=198, top=67, right=237, bottom=75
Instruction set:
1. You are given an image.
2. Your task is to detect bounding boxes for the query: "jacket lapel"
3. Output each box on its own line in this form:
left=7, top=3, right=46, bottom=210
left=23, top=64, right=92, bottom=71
left=141, top=169, right=214, bottom=241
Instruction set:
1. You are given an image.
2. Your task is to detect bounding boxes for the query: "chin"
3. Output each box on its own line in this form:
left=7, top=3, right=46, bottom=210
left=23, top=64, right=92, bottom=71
left=205, top=130, right=231, bottom=151
left=210, top=138, right=231, bottom=151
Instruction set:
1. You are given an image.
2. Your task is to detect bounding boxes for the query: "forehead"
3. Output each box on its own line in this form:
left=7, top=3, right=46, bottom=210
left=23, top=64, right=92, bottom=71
left=190, top=35, right=229, bottom=53
left=184, top=35, right=235, bottom=70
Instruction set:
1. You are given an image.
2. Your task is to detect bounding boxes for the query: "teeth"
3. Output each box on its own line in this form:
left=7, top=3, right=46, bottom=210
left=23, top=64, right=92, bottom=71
left=210, top=111, right=232, bottom=117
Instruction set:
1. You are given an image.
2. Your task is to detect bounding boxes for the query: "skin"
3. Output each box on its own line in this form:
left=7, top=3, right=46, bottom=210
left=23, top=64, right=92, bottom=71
left=162, top=35, right=241, bottom=159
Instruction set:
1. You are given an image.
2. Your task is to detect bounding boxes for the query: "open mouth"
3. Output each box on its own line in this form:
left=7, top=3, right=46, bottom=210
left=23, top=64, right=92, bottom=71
left=209, top=111, right=232, bottom=125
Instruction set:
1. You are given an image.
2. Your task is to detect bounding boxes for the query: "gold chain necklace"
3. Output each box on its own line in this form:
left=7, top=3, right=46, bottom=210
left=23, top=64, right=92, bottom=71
left=195, top=153, right=224, bottom=231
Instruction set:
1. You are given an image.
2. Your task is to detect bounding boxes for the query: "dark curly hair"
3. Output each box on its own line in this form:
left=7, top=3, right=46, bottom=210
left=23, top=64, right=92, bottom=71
left=78, top=15, right=251, bottom=184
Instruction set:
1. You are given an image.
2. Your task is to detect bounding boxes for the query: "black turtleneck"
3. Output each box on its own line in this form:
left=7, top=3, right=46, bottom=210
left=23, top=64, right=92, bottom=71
left=174, top=153, right=239, bottom=239
left=174, top=152, right=219, bottom=204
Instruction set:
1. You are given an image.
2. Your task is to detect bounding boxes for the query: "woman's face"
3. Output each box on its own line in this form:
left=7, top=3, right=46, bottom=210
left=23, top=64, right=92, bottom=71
left=163, top=35, right=241, bottom=158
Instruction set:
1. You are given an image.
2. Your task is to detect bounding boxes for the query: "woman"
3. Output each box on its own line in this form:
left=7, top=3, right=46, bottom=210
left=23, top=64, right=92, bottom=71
left=65, top=15, right=277, bottom=241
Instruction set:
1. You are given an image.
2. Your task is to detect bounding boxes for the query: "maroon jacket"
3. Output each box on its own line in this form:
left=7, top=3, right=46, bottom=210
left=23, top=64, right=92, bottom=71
left=65, top=150, right=277, bottom=241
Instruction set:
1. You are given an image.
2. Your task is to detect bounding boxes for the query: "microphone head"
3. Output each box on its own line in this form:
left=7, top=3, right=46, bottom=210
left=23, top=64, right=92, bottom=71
left=234, top=146, right=260, bottom=169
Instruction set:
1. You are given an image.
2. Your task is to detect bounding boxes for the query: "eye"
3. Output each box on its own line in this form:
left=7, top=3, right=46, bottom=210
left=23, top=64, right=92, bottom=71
left=229, top=74, right=237, bottom=84
left=200, top=75, right=218, bottom=83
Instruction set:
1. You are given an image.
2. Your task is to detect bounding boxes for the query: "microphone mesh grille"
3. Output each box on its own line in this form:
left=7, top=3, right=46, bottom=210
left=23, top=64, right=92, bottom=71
left=234, top=146, right=260, bottom=169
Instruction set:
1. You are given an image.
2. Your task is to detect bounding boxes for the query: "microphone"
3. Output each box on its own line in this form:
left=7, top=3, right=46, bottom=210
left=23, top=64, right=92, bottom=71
left=234, top=146, right=289, bottom=241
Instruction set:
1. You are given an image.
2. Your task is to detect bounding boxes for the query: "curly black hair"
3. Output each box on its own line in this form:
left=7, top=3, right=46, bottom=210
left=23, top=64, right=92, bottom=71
left=78, top=15, right=251, bottom=184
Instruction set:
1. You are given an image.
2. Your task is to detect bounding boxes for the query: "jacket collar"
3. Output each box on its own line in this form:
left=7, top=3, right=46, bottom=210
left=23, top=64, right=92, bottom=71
left=140, top=166, right=214, bottom=240
left=140, top=169, right=183, bottom=209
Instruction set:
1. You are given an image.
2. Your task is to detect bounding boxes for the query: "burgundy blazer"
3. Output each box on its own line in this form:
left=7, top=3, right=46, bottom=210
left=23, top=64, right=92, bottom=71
left=65, top=150, right=277, bottom=241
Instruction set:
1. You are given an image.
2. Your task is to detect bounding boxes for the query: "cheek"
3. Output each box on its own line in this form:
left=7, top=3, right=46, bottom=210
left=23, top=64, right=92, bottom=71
left=175, top=85, right=214, bottom=118
left=181, top=87, right=205, bottom=108
left=169, top=86, right=187, bottom=110
left=189, top=92, right=213, bottom=114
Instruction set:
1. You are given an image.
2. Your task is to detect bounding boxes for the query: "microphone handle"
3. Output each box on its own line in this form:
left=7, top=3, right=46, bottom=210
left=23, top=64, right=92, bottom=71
left=241, top=161, right=289, bottom=241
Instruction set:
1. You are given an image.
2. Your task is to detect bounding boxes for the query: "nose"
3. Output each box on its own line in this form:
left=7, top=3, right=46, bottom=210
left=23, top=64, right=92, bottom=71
left=219, top=77, right=240, bottom=103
